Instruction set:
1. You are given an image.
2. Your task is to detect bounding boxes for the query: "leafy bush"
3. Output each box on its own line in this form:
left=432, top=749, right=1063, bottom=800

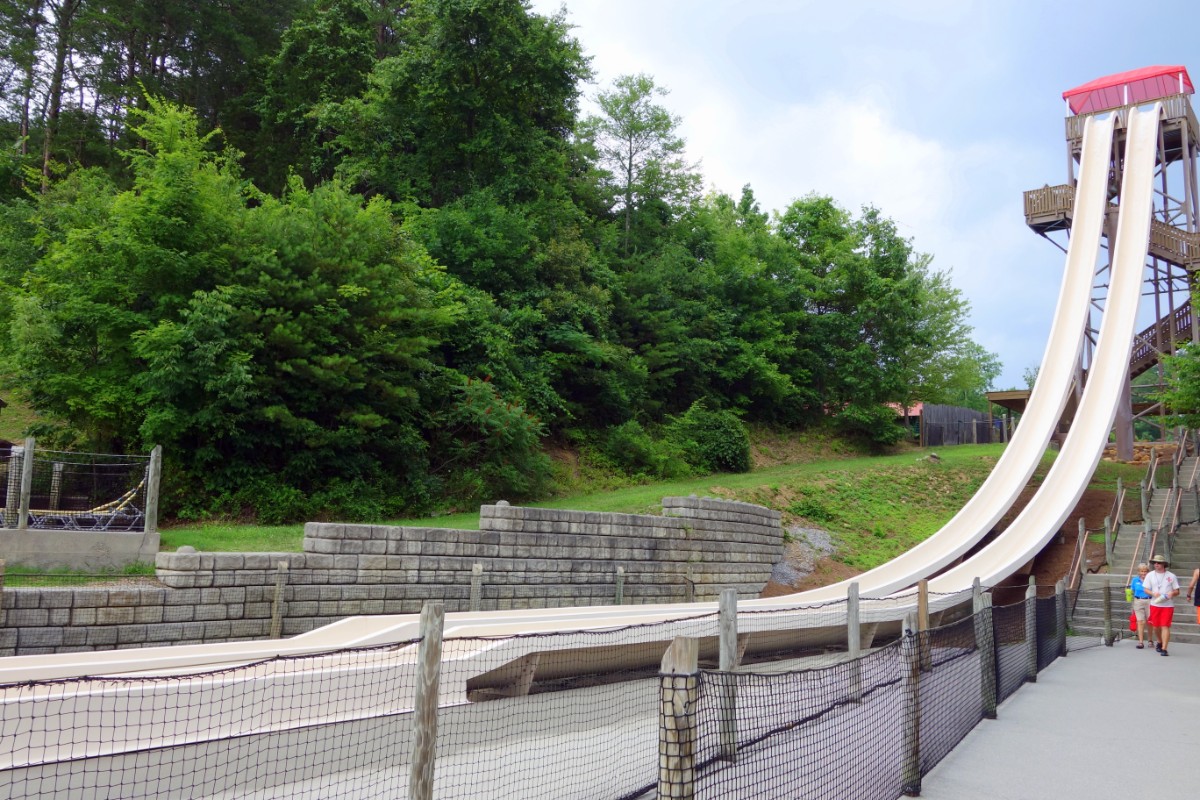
left=833, top=402, right=907, bottom=447
left=435, top=378, right=553, bottom=504
left=599, top=420, right=692, bottom=479
left=667, top=401, right=751, bottom=473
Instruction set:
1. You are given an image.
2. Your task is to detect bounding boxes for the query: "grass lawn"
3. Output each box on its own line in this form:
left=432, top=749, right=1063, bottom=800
left=162, top=443, right=1146, bottom=573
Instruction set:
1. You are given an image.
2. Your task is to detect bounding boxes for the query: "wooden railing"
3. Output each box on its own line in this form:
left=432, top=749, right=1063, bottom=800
left=1025, top=184, right=1200, bottom=267
left=1130, top=303, right=1193, bottom=378
left=1023, top=184, right=1075, bottom=220
left=1065, top=93, right=1199, bottom=141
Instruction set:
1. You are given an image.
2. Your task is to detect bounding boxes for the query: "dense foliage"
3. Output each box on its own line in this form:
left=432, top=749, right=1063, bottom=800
left=0, top=0, right=1000, bottom=521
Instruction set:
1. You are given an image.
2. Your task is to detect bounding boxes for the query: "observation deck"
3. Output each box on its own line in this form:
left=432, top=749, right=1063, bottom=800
left=1023, top=184, right=1200, bottom=268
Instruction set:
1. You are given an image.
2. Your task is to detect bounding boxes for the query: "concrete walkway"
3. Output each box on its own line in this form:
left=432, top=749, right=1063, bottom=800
left=920, top=639, right=1200, bottom=799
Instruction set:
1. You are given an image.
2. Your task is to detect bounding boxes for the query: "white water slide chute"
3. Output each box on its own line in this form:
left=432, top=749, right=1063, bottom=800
left=0, top=98, right=1170, bottom=800
left=0, top=105, right=1163, bottom=687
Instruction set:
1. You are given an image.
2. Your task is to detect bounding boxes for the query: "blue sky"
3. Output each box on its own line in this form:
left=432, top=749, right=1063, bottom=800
left=529, top=0, right=1197, bottom=390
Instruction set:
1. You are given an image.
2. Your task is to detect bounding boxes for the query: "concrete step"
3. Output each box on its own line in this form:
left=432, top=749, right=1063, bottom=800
left=1070, top=592, right=1200, bottom=644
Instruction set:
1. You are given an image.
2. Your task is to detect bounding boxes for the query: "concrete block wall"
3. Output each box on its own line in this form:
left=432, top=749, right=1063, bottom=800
left=0, top=496, right=784, bottom=656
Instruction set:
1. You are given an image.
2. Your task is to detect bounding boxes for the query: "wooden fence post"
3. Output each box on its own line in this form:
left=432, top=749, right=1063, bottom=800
left=16, top=437, right=34, bottom=531
left=972, top=578, right=997, bottom=719
left=1025, top=577, right=1038, bottom=683
left=658, top=636, right=700, bottom=800
left=409, top=602, right=445, bottom=800
left=718, top=588, right=738, bottom=762
left=847, top=581, right=862, bottom=702
left=1103, top=516, right=1113, bottom=570
left=3, top=445, right=20, bottom=528
left=1102, top=579, right=1114, bottom=646
left=269, top=561, right=288, bottom=639
left=900, top=612, right=922, bottom=796
left=145, top=445, right=163, bottom=534
left=1055, top=578, right=1067, bottom=658
left=470, top=563, right=483, bottom=612
left=917, top=579, right=931, bottom=671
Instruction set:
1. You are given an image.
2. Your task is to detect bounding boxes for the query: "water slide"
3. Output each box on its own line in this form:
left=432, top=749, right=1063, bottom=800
left=774, top=110, right=1117, bottom=602
left=0, top=106, right=1158, bottom=686
left=0, top=105, right=1165, bottom=800
left=923, top=102, right=1160, bottom=597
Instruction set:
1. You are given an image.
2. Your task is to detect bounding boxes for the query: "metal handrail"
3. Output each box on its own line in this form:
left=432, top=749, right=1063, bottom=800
left=1127, top=485, right=1176, bottom=588
left=1109, top=486, right=1127, bottom=530
left=1066, top=524, right=1089, bottom=593
left=1125, top=526, right=1148, bottom=589
left=1185, top=456, right=1200, bottom=493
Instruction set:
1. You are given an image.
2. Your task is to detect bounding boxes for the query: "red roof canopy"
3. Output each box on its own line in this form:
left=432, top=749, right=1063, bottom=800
left=1062, top=65, right=1193, bottom=115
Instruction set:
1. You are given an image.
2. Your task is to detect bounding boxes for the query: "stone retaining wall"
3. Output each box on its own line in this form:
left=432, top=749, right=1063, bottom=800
left=0, top=496, right=783, bottom=656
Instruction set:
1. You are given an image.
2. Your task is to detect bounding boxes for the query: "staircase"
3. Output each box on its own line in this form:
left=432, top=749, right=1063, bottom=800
left=1071, top=455, right=1200, bottom=645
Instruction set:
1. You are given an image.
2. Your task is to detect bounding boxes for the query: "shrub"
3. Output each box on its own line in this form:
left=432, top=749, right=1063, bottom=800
left=599, top=420, right=692, bottom=479
left=834, top=402, right=907, bottom=448
left=667, top=401, right=751, bottom=474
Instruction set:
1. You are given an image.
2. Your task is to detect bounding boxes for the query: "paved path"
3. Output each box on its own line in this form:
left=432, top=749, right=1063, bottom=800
left=920, top=639, right=1200, bottom=799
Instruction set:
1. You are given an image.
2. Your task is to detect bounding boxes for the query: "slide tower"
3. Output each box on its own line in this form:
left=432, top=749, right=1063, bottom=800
left=1024, top=65, right=1199, bottom=457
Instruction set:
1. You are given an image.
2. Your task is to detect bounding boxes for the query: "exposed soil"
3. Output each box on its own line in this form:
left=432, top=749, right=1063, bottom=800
left=761, top=480, right=1127, bottom=599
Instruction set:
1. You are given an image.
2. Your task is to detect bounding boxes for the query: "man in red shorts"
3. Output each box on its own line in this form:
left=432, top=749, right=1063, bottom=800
left=1143, top=554, right=1180, bottom=656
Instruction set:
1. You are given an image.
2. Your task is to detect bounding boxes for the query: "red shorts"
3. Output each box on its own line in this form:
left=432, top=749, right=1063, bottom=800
left=1148, top=605, right=1175, bottom=628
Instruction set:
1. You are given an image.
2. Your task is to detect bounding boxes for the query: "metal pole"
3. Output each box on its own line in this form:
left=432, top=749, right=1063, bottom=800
left=409, top=602, right=445, bottom=800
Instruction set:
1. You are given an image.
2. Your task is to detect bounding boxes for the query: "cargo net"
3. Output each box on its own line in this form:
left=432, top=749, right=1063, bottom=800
left=0, top=586, right=1112, bottom=799
left=0, top=448, right=149, bottom=531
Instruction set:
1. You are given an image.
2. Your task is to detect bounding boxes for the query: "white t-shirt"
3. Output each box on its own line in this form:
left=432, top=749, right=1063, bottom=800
left=1142, top=569, right=1179, bottom=607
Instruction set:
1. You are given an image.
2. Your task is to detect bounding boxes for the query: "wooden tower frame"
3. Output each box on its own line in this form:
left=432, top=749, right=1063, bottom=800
left=1024, top=69, right=1200, bottom=460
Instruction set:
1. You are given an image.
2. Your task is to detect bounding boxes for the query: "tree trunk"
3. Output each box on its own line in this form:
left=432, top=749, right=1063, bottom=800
left=16, top=0, right=45, bottom=157
left=41, top=0, right=81, bottom=192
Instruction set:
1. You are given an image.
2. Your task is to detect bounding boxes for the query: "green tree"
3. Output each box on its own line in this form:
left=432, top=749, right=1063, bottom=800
left=249, top=0, right=377, bottom=192
left=1159, top=347, right=1200, bottom=429
left=328, top=0, right=591, bottom=207
left=581, top=73, right=699, bottom=255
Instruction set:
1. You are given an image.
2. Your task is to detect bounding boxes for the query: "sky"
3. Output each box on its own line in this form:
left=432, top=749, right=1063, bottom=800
left=527, top=0, right=1198, bottom=391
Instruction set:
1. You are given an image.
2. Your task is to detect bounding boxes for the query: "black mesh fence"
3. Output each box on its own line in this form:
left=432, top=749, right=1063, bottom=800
left=992, top=598, right=1031, bottom=705
left=690, top=644, right=904, bottom=800
left=0, top=585, right=1108, bottom=799
left=1, top=447, right=150, bottom=531
left=915, top=615, right=983, bottom=777
left=0, top=640, right=421, bottom=799
left=429, top=598, right=875, bottom=799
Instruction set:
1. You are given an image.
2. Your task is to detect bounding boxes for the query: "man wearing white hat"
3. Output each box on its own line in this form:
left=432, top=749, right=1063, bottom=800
left=1143, top=554, right=1180, bottom=656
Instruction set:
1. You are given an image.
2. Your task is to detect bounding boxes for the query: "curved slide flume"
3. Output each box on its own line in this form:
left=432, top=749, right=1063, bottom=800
left=924, top=102, right=1160, bottom=597
left=767, top=110, right=1118, bottom=603
left=0, top=108, right=1150, bottom=687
